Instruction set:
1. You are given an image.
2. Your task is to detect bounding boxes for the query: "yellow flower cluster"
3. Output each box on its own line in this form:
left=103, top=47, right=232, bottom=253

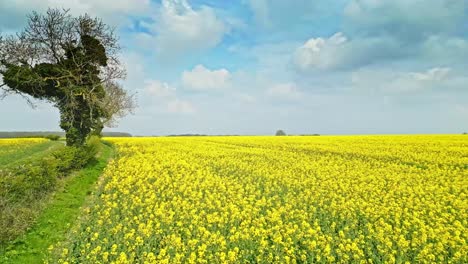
left=56, top=135, right=467, bottom=263
left=0, top=138, right=46, bottom=145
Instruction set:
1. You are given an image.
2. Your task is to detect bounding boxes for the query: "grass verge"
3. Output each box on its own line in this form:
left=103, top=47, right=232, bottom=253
left=0, top=143, right=114, bottom=264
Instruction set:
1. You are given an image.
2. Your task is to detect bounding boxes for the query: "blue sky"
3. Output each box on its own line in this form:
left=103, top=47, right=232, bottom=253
left=1, top=0, right=467, bottom=135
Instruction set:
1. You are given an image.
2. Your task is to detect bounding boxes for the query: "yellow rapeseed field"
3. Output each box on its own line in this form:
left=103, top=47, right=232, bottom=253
left=55, top=135, right=467, bottom=263
left=0, top=138, right=47, bottom=147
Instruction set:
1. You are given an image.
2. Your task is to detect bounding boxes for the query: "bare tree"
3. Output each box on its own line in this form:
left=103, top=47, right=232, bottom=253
left=92, top=81, right=137, bottom=136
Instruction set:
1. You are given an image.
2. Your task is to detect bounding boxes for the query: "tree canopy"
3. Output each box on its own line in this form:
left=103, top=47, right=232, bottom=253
left=275, top=130, right=286, bottom=136
left=0, top=8, right=135, bottom=146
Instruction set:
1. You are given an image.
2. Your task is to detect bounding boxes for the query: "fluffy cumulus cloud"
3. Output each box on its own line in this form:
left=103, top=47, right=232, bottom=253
left=293, top=32, right=348, bottom=71
left=141, top=79, right=197, bottom=115
left=182, top=65, right=231, bottom=91
left=144, top=80, right=176, bottom=98
left=293, top=32, right=409, bottom=71
left=141, top=0, right=227, bottom=58
left=291, top=0, right=468, bottom=74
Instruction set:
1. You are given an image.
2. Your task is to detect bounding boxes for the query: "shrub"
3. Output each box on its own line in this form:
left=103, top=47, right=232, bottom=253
left=23, top=158, right=58, bottom=196
left=71, top=136, right=101, bottom=169
left=0, top=138, right=102, bottom=244
left=53, top=147, right=78, bottom=173
left=86, top=135, right=102, bottom=156
left=1, top=159, right=58, bottom=204
left=45, top=134, right=61, bottom=141
left=52, top=136, right=99, bottom=173
left=72, top=147, right=94, bottom=169
left=275, top=130, right=286, bottom=136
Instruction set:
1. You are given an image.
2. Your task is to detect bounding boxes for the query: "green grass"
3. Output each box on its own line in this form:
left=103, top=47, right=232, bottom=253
left=0, top=143, right=114, bottom=264
left=0, top=141, right=64, bottom=168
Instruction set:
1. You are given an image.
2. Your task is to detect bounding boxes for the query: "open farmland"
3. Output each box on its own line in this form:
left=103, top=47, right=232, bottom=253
left=53, top=135, right=468, bottom=264
left=0, top=138, right=52, bottom=167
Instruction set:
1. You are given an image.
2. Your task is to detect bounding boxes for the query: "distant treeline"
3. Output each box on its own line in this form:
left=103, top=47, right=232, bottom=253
left=166, top=134, right=209, bottom=137
left=165, top=134, right=242, bottom=137
left=0, top=131, right=132, bottom=138
left=154, top=134, right=320, bottom=137
left=102, top=132, right=132, bottom=137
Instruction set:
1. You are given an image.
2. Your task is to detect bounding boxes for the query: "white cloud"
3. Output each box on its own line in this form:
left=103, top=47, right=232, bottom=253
left=351, top=67, right=460, bottom=94
left=140, top=78, right=196, bottom=115
left=293, top=32, right=348, bottom=70
left=182, top=65, right=231, bottom=91
left=291, top=0, right=468, bottom=73
left=167, top=99, right=195, bottom=114
left=384, top=68, right=451, bottom=93
left=144, top=80, right=176, bottom=98
left=294, top=32, right=411, bottom=71
left=8, top=0, right=229, bottom=59
left=139, top=77, right=196, bottom=115
left=266, top=83, right=301, bottom=100
left=152, top=0, right=227, bottom=57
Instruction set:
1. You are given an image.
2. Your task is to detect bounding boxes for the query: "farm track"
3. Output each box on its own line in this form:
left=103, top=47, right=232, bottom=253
left=0, top=143, right=114, bottom=264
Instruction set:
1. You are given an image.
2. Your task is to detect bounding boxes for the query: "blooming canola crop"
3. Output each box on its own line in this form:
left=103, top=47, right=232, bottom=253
left=56, top=135, right=467, bottom=263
